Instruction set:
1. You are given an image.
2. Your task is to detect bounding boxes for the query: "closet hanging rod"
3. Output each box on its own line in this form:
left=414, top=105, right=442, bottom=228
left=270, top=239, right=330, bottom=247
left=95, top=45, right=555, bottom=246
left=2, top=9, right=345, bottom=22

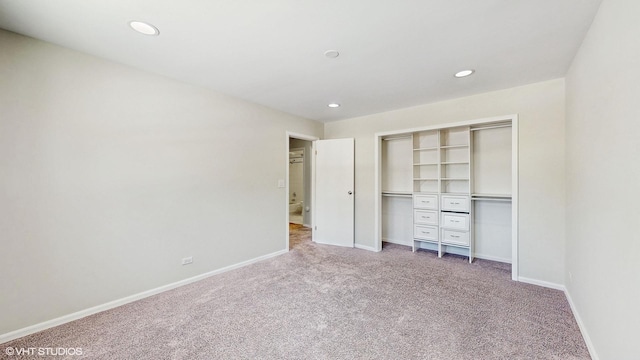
left=471, top=197, right=512, bottom=202
left=382, top=193, right=413, bottom=198
left=470, top=124, right=512, bottom=131
left=382, top=136, right=412, bottom=141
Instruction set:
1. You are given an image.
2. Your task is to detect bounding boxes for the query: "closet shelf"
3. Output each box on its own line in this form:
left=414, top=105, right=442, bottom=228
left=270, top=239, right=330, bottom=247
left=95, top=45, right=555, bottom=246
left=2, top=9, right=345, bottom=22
left=414, top=238, right=438, bottom=245
left=413, top=178, right=438, bottom=181
left=441, top=178, right=469, bottom=181
left=413, top=147, right=438, bottom=151
left=440, top=144, right=468, bottom=149
left=470, top=123, right=511, bottom=131
left=441, top=161, right=469, bottom=165
left=413, top=162, right=438, bottom=166
left=382, top=136, right=412, bottom=141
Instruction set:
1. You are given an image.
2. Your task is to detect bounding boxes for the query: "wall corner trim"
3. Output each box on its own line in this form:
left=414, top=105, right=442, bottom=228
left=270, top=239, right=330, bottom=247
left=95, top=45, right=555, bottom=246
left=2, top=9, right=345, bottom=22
left=0, top=249, right=288, bottom=345
left=564, top=289, right=599, bottom=360
left=518, top=277, right=598, bottom=359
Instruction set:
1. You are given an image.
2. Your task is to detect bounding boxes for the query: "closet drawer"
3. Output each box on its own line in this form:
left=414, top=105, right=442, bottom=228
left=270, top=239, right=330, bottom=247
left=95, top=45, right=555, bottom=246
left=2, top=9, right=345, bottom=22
left=414, top=225, right=438, bottom=241
left=441, top=195, right=469, bottom=212
left=441, top=229, right=469, bottom=247
left=441, top=212, right=469, bottom=231
left=413, top=194, right=438, bottom=210
left=414, top=210, right=438, bottom=225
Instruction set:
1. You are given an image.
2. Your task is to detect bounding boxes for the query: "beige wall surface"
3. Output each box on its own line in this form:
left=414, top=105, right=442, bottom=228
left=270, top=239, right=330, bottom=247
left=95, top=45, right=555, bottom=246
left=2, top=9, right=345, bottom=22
left=0, top=30, right=323, bottom=335
left=325, top=79, right=566, bottom=285
left=565, top=0, right=640, bottom=358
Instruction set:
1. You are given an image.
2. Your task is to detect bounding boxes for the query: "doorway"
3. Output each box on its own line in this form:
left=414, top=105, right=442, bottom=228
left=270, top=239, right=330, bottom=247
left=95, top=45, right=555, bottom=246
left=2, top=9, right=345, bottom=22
left=285, top=132, right=356, bottom=251
left=286, top=132, right=318, bottom=251
left=288, top=146, right=307, bottom=226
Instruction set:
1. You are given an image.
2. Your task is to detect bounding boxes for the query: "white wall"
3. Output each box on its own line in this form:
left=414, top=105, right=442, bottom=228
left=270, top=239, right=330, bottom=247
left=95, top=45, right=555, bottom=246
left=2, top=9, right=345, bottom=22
left=325, top=79, right=566, bottom=285
left=565, top=0, right=640, bottom=358
left=0, top=30, right=323, bottom=336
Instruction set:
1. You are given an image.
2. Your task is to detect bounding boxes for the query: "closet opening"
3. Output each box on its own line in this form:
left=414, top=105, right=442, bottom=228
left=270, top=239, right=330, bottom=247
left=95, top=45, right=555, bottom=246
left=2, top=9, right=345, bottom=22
left=374, top=115, right=519, bottom=280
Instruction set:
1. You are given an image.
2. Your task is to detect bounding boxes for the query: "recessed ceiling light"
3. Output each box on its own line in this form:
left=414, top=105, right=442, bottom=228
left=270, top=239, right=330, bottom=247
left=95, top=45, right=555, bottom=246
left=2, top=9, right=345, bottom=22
left=129, top=21, right=160, bottom=36
left=454, top=69, right=475, bottom=78
left=328, top=103, right=340, bottom=108
left=324, top=50, right=340, bottom=58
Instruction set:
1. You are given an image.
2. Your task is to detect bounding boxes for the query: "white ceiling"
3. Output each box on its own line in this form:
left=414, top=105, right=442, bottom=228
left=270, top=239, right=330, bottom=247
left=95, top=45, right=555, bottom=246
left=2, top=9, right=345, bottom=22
left=0, top=0, right=602, bottom=122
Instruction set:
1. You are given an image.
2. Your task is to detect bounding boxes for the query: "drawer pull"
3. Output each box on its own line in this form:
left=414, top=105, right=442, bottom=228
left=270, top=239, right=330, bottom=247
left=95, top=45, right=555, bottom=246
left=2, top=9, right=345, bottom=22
left=451, top=202, right=460, bottom=205
left=450, top=235, right=460, bottom=238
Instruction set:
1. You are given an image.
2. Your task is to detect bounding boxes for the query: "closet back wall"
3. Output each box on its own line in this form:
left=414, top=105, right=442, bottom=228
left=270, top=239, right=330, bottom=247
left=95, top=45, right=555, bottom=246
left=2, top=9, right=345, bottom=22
left=0, top=30, right=323, bottom=336
left=472, top=126, right=512, bottom=263
left=381, top=137, right=413, bottom=246
left=324, top=79, right=566, bottom=286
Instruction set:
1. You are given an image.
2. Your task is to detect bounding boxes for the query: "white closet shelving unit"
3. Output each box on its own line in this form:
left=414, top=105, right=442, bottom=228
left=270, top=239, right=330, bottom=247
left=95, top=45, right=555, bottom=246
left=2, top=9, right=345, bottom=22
left=412, top=130, right=439, bottom=193
left=377, top=116, right=516, bottom=269
left=411, top=127, right=473, bottom=261
left=438, top=127, right=472, bottom=261
left=411, top=130, right=439, bottom=253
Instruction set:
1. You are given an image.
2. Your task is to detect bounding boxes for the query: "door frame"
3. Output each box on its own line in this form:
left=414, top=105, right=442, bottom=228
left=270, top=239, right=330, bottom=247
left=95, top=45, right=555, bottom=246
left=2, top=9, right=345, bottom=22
left=373, top=114, right=519, bottom=280
left=286, top=131, right=319, bottom=251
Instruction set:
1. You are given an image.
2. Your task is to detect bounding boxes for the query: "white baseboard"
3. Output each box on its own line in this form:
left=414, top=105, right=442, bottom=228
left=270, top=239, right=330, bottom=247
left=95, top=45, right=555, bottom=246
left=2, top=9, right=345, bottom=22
left=473, top=253, right=511, bottom=264
left=0, top=249, right=288, bottom=344
left=564, top=289, right=599, bottom=360
left=517, top=276, right=565, bottom=291
left=355, top=243, right=380, bottom=252
left=381, top=238, right=412, bottom=247
left=517, top=277, right=597, bottom=358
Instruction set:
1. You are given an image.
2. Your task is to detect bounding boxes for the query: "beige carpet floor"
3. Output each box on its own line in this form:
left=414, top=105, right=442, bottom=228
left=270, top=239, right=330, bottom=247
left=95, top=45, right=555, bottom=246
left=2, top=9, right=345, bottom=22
left=2, top=224, right=590, bottom=359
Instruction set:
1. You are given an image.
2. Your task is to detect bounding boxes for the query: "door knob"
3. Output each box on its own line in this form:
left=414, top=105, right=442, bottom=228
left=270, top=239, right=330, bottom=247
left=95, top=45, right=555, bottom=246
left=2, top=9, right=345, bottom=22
left=348, top=191, right=353, bottom=195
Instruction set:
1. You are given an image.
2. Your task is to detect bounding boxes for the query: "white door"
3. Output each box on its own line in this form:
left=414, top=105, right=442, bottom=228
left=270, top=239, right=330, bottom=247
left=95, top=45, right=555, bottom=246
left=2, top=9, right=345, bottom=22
left=314, top=138, right=355, bottom=247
